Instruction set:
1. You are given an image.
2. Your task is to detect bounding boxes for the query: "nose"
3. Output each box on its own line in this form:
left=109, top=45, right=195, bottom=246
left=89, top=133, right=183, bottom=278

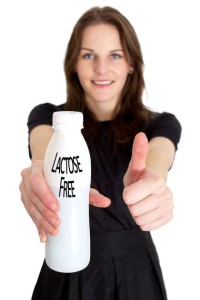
left=93, top=58, right=108, bottom=75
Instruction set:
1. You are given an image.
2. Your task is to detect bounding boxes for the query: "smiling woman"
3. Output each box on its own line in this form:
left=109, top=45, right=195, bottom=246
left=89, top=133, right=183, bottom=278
left=63, top=6, right=150, bottom=146
left=75, top=24, right=131, bottom=120
left=19, top=6, right=181, bottom=300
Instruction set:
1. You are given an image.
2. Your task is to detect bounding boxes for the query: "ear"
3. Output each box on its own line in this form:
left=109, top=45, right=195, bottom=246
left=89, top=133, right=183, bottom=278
left=129, top=67, right=134, bottom=74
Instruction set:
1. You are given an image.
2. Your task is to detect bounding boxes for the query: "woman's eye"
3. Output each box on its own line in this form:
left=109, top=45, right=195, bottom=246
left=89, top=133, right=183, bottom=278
left=111, top=53, right=121, bottom=60
left=83, top=53, right=94, bottom=59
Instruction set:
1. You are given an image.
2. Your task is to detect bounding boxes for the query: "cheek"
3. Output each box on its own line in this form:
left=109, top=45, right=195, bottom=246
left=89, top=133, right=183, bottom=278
left=117, top=63, right=130, bottom=78
left=118, top=70, right=129, bottom=85
left=75, top=61, right=83, bottom=75
left=76, top=63, right=90, bottom=82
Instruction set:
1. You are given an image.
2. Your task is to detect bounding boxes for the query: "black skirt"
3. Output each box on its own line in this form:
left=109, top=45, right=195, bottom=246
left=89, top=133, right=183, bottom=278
left=31, top=227, right=167, bottom=300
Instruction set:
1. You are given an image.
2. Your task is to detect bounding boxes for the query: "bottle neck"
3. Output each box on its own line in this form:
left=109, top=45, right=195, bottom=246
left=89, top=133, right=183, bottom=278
left=53, top=124, right=82, bottom=132
left=53, top=111, right=83, bottom=129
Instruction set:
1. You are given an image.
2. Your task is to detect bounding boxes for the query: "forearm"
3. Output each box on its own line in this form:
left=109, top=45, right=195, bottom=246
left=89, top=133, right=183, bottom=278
left=123, top=133, right=175, bottom=231
left=146, top=137, right=176, bottom=182
left=30, top=125, right=54, bottom=162
left=31, top=139, right=51, bottom=162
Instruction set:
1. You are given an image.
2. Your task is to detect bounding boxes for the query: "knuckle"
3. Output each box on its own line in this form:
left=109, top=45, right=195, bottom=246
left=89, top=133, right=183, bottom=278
left=29, top=189, right=36, bottom=201
left=39, top=219, right=55, bottom=235
left=167, top=188, right=173, bottom=199
left=123, top=188, right=132, bottom=205
left=27, top=201, right=36, bottom=216
left=162, top=215, right=173, bottom=227
left=123, top=191, right=128, bottom=204
left=20, top=168, right=26, bottom=178
left=39, top=218, right=48, bottom=231
left=19, top=182, right=23, bottom=194
left=20, top=194, right=25, bottom=204
left=21, top=167, right=30, bottom=179
left=42, top=207, right=51, bottom=220
left=129, top=205, right=139, bottom=217
left=29, top=174, right=40, bottom=188
left=140, top=224, right=149, bottom=231
left=134, top=216, right=142, bottom=226
left=165, top=192, right=174, bottom=208
left=163, top=213, right=173, bottom=225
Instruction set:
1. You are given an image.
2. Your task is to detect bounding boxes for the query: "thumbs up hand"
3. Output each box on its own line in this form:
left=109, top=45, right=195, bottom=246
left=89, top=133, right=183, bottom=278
left=123, top=132, right=174, bottom=231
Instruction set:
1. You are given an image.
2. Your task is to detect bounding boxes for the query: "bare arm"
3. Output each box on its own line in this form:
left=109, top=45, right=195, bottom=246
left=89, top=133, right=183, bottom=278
left=147, top=136, right=176, bottom=181
left=30, top=125, right=54, bottom=161
left=20, top=125, right=110, bottom=243
left=20, top=125, right=59, bottom=242
left=123, top=133, right=176, bottom=231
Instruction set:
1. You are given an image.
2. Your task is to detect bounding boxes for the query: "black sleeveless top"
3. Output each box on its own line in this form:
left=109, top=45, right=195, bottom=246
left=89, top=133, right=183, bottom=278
left=27, top=102, right=182, bottom=233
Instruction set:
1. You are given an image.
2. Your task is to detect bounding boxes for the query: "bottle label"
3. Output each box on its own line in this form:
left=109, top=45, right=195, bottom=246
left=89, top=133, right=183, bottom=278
left=50, top=152, right=84, bottom=198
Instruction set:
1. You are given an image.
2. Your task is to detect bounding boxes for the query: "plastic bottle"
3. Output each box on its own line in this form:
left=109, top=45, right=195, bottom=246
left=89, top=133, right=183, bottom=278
left=44, top=111, right=91, bottom=273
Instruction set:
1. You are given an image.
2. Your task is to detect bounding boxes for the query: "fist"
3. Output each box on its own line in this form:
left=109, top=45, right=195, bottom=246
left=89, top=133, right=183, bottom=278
left=123, top=133, right=174, bottom=231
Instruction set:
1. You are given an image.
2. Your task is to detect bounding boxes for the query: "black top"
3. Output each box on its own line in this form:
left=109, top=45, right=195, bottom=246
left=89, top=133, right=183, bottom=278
left=27, top=102, right=182, bottom=233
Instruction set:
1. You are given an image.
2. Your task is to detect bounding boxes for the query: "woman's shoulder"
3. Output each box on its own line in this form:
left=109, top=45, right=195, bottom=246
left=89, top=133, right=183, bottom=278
left=144, top=111, right=182, bottom=150
left=27, top=102, right=65, bottom=133
left=29, top=102, right=65, bottom=116
left=147, top=111, right=181, bottom=128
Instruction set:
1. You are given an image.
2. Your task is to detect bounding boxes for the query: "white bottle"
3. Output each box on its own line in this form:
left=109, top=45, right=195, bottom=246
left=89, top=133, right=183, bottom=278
left=44, top=111, right=91, bottom=273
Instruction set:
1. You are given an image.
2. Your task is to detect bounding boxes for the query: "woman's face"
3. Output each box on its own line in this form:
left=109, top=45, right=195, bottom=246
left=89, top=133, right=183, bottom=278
left=75, top=23, right=132, bottom=120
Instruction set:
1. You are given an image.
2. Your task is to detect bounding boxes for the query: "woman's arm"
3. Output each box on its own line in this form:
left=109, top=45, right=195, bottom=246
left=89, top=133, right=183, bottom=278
left=123, top=132, right=176, bottom=231
left=20, top=125, right=111, bottom=242
left=20, top=125, right=59, bottom=242
left=30, top=125, right=54, bottom=161
left=147, top=136, right=176, bottom=181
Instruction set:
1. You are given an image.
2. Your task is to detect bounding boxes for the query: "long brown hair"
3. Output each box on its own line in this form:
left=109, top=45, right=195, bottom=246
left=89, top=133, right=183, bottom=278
left=64, top=6, right=154, bottom=146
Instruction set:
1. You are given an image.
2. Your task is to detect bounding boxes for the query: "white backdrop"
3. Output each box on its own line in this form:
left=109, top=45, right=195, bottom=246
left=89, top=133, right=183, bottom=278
left=0, top=0, right=199, bottom=299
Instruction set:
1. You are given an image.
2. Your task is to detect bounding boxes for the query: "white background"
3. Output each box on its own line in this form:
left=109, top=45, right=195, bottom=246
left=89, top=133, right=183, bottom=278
left=0, top=0, right=199, bottom=299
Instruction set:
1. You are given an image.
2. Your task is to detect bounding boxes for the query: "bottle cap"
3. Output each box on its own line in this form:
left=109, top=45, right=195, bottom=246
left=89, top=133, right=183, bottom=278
left=53, top=111, right=83, bottom=128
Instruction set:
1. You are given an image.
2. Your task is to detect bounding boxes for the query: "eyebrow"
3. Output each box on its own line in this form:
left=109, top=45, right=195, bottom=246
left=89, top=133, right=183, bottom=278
left=80, top=48, right=94, bottom=51
left=80, top=48, right=124, bottom=52
left=110, top=49, right=124, bottom=52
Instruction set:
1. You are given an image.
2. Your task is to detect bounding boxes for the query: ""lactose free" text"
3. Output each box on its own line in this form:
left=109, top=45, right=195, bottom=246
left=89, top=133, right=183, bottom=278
left=51, top=152, right=83, bottom=197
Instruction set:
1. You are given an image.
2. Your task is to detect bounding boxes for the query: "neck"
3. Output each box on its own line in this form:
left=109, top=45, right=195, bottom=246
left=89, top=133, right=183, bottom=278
left=86, top=102, right=119, bottom=121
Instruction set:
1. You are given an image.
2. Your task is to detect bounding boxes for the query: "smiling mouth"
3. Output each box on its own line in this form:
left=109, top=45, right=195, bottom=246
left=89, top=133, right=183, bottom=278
left=92, top=80, right=113, bottom=86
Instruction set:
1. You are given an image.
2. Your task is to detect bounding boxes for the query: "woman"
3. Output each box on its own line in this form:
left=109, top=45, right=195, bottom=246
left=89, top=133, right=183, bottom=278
left=20, top=6, right=181, bottom=300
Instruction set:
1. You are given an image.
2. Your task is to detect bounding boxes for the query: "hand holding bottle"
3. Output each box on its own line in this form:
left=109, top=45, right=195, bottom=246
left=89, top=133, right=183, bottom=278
left=20, top=160, right=111, bottom=243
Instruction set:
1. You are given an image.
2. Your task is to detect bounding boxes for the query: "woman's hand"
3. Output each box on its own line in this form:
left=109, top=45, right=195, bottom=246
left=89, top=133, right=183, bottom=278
left=20, top=160, right=60, bottom=243
left=19, top=160, right=111, bottom=243
left=123, top=132, right=174, bottom=231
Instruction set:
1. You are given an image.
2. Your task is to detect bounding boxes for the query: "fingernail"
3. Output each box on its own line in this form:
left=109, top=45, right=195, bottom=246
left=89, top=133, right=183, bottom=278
left=51, top=218, right=59, bottom=227
left=50, top=228, right=58, bottom=236
left=50, top=203, right=58, bottom=212
left=40, top=235, right=47, bottom=243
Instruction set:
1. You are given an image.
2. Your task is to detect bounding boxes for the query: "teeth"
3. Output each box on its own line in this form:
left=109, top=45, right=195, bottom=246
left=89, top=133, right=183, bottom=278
left=94, top=81, right=112, bottom=85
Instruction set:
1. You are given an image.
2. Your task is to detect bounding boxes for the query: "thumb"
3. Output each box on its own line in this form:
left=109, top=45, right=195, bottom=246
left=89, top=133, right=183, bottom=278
left=124, top=132, right=149, bottom=186
left=89, top=188, right=111, bottom=208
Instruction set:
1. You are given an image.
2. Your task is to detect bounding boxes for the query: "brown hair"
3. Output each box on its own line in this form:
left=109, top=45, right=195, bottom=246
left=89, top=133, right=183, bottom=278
left=64, top=6, right=154, bottom=146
